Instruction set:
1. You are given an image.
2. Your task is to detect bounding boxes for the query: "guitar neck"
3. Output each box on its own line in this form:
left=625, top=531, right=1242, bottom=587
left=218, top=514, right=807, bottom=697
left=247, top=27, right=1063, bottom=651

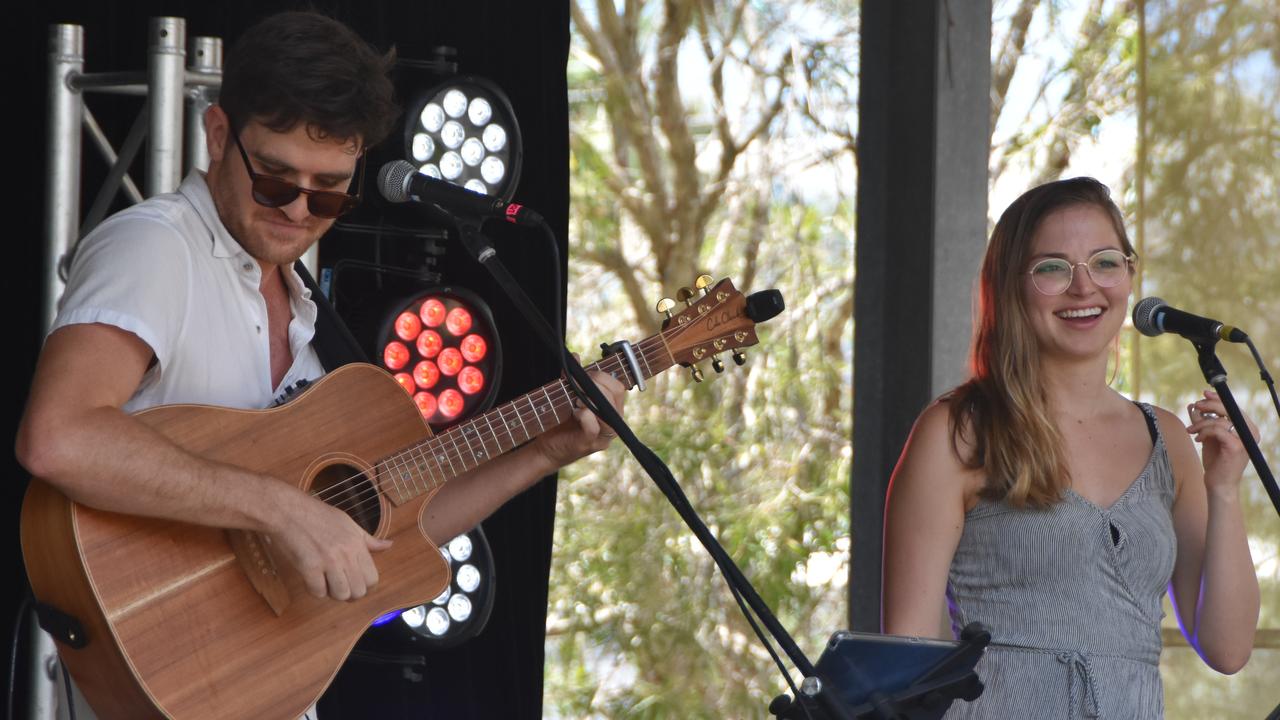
left=376, top=334, right=677, bottom=505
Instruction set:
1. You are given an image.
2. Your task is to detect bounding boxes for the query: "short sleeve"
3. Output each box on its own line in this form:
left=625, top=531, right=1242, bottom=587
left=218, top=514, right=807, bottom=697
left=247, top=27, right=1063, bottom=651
left=51, top=212, right=193, bottom=372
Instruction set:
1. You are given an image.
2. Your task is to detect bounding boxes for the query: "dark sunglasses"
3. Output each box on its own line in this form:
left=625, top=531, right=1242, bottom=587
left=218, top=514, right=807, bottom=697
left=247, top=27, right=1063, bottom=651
left=231, top=128, right=364, bottom=219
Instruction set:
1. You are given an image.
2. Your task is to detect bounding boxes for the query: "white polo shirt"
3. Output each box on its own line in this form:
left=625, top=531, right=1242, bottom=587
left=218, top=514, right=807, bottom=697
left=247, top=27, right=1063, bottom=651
left=52, top=171, right=325, bottom=412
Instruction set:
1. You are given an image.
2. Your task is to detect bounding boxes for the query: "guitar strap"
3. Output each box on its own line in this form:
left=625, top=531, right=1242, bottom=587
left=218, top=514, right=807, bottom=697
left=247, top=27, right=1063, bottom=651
left=293, top=261, right=369, bottom=371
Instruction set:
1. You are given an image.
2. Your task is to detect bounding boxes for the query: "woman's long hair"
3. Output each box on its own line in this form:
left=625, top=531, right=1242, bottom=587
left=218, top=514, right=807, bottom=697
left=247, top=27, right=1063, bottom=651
left=948, top=177, right=1135, bottom=508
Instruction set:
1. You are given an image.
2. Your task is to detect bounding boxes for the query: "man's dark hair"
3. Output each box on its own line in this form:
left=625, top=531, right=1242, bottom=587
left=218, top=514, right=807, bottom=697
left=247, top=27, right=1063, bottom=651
left=220, top=11, right=398, bottom=147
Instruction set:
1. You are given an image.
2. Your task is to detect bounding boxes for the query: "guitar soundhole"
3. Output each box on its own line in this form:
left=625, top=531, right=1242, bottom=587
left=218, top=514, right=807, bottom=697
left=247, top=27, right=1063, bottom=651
left=312, top=464, right=382, bottom=535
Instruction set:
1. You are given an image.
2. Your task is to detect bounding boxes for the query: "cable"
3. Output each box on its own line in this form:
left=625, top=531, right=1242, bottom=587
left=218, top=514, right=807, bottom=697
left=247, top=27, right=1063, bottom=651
left=727, top=578, right=815, bottom=720
left=7, top=591, right=31, bottom=720
left=535, top=218, right=606, bottom=417
left=59, top=659, right=76, bottom=720
left=1244, top=337, right=1280, bottom=421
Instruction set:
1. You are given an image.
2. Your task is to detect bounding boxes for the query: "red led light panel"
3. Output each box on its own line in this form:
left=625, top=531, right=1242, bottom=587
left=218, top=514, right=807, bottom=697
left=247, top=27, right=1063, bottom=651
left=414, top=391, right=438, bottom=419
left=417, top=329, right=443, bottom=359
left=420, top=298, right=447, bottom=327
left=445, top=307, right=473, bottom=336
left=383, top=341, right=410, bottom=370
left=395, top=312, right=422, bottom=342
left=439, top=389, right=465, bottom=418
left=438, top=348, right=464, bottom=376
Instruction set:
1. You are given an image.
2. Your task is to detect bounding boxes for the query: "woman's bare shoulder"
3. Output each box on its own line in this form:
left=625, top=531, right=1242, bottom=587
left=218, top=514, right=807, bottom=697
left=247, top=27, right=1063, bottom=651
left=894, top=399, right=985, bottom=508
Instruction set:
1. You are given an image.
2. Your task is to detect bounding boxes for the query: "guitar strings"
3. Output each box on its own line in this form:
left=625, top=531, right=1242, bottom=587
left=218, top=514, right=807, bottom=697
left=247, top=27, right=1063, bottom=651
left=308, top=337, right=662, bottom=517
left=308, top=300, right=734, bottom=520
left=308, top=331, right=674, bottom=518
left=311, top=308, right=719, bottom=518
left=310, top=304, right=727, bottom=518
left=310, top=351, right=633, bottom=518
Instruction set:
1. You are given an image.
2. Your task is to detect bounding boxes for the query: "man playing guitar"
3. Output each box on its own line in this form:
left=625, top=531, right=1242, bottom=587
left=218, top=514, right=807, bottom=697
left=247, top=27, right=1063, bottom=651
left=16, top=11, right=624, bottom=718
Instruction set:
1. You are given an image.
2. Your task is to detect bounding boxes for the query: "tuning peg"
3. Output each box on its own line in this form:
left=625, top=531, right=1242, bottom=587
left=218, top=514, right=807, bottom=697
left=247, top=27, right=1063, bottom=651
left=694, top=274, right=715, bottom=294
left=676, top=287, right=697, bottom=306
left=690, top=365, right=705, bottom=383
left=732, top=349, right=747, bottom=366
left=656, top=297, right=676, bottom=319
left=712, top=356, right=725, bottom=373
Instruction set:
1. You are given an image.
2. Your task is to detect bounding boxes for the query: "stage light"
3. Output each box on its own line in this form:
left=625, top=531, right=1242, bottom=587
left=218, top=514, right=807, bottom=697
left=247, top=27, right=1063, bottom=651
left=413, top=360, right=440, bottom=389
left=393, top=373, right=415, bottom=394
left=460, top=334, right=487, bottom=362
left=401, top=76, right=523, bottom=208
left=375, top=287, right=501, bottom=431
left=416, top=329, right=443, bottom=358
left=367, top=526, right=496, bottom=650
left=439, top=389, right=465, bottom=419
left=445, top=307, right=472, bottom=335
left=383, top=341, right=410, bottom=371
left=394, top=311, right=421, bottom=341
left=413, top=391, right=438, bottom=418
left=457, top=366, right=485, bottom=395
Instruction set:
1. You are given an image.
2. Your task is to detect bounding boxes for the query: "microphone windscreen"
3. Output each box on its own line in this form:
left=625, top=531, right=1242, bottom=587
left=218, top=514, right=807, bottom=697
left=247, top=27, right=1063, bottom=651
left=1131, top=296, right=1166, bottom=337
left=377, top=160, right=417, bottom=203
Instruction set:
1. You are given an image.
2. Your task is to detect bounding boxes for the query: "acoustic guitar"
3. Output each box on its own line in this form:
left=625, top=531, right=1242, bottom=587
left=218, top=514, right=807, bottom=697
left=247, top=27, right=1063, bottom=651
left=21, top=278, right=782, bottom=719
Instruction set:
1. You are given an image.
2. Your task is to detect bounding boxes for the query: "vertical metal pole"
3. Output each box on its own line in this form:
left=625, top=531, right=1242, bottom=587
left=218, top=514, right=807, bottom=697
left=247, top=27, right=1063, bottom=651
left=147, top=17, right=185, bottom=195
left=43, top=24, right=83, bottom=333
left=851, top=0, right=990, bottom=633
left=186, top=36, right=222, bottom=173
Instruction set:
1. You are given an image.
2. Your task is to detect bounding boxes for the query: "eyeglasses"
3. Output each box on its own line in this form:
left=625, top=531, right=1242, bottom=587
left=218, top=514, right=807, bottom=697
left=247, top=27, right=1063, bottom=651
left=1026, top=249, right=1135, bottom=296
left=231, top=129, right=364, bottom=219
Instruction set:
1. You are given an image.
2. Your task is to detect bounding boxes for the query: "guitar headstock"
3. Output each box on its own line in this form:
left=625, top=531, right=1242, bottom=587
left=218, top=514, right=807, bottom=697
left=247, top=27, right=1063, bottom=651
left=657, top=275, right=783, bottom=381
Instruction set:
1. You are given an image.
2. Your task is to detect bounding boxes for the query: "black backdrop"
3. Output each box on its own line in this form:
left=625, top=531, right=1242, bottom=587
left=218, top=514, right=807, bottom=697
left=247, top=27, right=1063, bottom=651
left=7, top=2, right=569, bottom=718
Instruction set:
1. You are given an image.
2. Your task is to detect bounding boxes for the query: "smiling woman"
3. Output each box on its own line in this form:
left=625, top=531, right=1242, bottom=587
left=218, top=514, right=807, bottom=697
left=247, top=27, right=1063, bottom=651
left=881, top=177, right=1261, bottom=719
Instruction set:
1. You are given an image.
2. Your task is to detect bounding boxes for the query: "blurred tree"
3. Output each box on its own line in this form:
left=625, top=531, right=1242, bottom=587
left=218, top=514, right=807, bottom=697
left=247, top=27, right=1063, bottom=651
left=548, top=0, right=855, bottom=717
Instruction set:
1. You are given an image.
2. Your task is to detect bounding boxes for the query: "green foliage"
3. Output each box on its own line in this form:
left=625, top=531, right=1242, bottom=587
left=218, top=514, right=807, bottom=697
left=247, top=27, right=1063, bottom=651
left=548, top=194, right=853, bottom=718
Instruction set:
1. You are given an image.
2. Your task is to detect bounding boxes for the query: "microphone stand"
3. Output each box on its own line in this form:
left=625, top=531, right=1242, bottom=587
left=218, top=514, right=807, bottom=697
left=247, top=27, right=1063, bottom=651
left=1192, top=339, right=1280, bottom=519
left=447, top=214, right=985, bottom=719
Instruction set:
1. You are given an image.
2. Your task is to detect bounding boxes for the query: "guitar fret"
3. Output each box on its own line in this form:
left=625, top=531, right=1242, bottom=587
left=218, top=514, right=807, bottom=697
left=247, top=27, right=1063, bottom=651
left=435, top=434, right=459, bottom=477
left=505, top=403, right=529, bottom=443
left=404, top=452, right=421, bottom=495
left=527, top=394, right=546, bottom=432
left=446, top=430, right=470, bottom=473
left=460, top=423, right=487, bottom=464
left=413, top=450, right=437, bottom=490
left=559, top=382, right=575, bottom=416
left=389, top=453, right=413, bottom=502
left=639, top=346, right=653, bottom=379
left=542, top=386, right=562, bottom=424
left=481, top=412, right=505, bottom=457
left=379, top=459, right=404, bottom=504
left=614, top=359, right=632, bottom=389
left=504, top=404, right=525, bottom=444
left=426, top=441, right=449, bottom=487
left=394, top=455, right=415, bottom=501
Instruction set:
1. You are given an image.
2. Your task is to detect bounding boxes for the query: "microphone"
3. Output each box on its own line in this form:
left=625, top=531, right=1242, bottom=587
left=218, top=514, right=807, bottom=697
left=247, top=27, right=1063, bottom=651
left=377, top=160, right=542, bottom=226
left=1132, top=297, right=1248, bottom=343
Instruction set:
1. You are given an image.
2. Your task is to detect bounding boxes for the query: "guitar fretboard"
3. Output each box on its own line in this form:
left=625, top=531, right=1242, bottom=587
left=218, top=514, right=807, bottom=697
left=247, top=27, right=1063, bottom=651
left=374, top=334, right=675, bottom=505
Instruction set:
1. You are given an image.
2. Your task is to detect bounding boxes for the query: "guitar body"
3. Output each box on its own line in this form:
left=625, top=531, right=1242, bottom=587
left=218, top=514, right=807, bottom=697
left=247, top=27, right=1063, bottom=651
left=21, top=364, right=452, bottom=720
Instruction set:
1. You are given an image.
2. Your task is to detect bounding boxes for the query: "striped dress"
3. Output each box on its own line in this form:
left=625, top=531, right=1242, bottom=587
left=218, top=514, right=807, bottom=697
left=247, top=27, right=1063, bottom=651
left=944, top=403, right=1175, bottom=719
